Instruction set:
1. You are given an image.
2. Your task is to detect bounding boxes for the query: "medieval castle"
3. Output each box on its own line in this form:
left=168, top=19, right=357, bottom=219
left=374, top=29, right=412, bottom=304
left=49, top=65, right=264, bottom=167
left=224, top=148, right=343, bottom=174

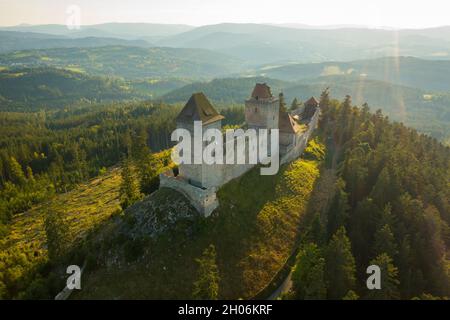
left=160, top=83, right=320, bottom=216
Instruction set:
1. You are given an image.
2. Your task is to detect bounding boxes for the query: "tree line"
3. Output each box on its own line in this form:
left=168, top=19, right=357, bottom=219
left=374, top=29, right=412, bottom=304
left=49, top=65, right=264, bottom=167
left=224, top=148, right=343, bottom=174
left=0, top=101, right=244, bottom=229
left=288, top=90, right=450, bottom=300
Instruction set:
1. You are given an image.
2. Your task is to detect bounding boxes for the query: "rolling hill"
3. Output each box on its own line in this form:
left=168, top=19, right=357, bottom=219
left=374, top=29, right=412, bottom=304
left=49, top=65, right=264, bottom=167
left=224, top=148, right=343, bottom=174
left=160, top=77, right=291, bottom=103
left=4, top=23, right=450, bottom=66
left=72, top=144, right=324, bottom=299
left=161, top=76, right=450, bottom=143
left=0, top=67, right=142, bottom=109
left=0, top=23, right=194, bottom=41
left=0, top=31, right=151, bottom=53
left=0, top=46, right=244, bottom=80
left=252, top=56, right=450, bottom=92
left=157, top=23, right=450, bottom=65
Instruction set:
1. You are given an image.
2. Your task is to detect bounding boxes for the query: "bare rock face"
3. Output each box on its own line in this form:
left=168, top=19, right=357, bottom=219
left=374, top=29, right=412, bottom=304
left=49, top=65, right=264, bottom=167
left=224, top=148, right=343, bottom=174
left=120, top=187, right=200, bottom=240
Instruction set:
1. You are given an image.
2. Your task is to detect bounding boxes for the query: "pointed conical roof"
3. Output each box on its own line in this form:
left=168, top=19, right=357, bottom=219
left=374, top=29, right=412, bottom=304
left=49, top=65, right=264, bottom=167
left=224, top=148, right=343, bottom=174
left=176, top=92, right=224, bottom=125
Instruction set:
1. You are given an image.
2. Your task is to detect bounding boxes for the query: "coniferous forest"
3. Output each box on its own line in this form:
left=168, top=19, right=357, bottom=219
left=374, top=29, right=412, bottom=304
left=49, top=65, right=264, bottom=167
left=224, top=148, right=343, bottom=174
left=1, top=10, right=450, bottom=302
left=289, top=92, right=450, bottom=300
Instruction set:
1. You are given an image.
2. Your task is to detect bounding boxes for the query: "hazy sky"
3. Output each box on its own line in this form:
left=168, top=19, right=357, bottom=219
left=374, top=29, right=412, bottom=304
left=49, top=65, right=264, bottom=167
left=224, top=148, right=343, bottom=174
left=0, top=0, right=449, bottom=28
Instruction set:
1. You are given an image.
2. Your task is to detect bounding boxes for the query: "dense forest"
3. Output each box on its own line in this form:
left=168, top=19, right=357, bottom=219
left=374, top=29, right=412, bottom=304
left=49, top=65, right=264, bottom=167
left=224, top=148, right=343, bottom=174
left=288, top=92, right=450, bottom=299
left=0, top=67, right=196, bottom=111
left=0, top=81, right=449, bottom=299
left=0, top=100, right=245, bottom=229
left=0, top=102, right=169, bottom=228
left=0, top=46, right=242, bottom=80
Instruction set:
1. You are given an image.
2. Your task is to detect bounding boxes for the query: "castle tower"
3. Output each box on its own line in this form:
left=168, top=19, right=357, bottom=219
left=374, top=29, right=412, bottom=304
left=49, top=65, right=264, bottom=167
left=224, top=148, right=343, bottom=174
left=176, top=92, right=224, bottom=189
left=303, top=96, right=320, bottom=119
left=245, top=83, right=279, bottom=130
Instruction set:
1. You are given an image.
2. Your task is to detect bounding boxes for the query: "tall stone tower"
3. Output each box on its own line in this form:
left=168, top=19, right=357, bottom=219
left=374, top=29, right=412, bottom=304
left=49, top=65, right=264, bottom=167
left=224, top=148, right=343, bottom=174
left=175, top=92, right=224, bottom=189
left=245, top=83, right=279, bottom=130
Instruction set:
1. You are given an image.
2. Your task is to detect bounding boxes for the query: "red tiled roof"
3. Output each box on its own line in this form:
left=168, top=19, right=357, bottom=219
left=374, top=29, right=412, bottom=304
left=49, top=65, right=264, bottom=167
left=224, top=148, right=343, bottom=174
left=251, top=83, right=273, bottom=99
left=305, top=96, right=319, bottom=106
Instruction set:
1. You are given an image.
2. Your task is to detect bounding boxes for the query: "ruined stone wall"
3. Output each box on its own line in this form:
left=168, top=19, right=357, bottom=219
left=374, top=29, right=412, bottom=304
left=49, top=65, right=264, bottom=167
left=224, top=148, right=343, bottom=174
left=159, top=172, right=219, bottom=217
left=280, top=132, right=293, bottom=146
left=280, top=108, right=320, bottom=165
left=165, top=106, right=321, bottom=217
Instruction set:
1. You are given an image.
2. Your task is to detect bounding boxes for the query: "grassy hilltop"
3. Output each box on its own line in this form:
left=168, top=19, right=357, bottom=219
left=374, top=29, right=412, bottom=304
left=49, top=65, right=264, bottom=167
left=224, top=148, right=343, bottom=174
left=0, top=168, right=122, bottom=298
left=73, top=139, right=326, bottom=299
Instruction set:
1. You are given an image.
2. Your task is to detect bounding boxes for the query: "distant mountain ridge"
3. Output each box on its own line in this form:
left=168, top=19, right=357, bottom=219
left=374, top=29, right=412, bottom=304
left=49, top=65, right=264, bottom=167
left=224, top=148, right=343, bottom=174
left=0, top=23, right=194, bottom=41
left=156, top=23, right=450, bottom=64
left=161, top=75, right=450, bottom=142
left=0, top=30, right=151, bottom=53
left=2, top=23, right=450, bottom=65
left=251, top=56, right=450, bottom=92
left=0, top=46, right=244, bottom=80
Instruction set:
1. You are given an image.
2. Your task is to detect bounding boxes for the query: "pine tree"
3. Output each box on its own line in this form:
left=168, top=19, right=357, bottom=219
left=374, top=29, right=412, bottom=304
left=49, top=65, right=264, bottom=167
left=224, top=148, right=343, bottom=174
left=367, top=253, right=400, bottom=299
left=326, top=179, right=349, bottom=239
left=310, top=214, right=325, bottom=245
left=342, top=146, right=369, bottom=206
left=193, top=244, right=220, bottom=300
left=343, top=290, right=359, bottom=300
left=123, top=129, right=133, bottom=157
left=342, top=95, right=352, bottom=110
left=9, top=157, right=26, bottom=185
left=290, top=98, right=300, bottom=110
left=319, top=88, right=330, bottom=111
left=348, top=197, right=379, bottom=266
left=131, top=126, right=150, bottom=161
left=291, top=243, right=326, bottom=299
left=138, top=152, right=160, bottom=194
left=119, top=157, right=142, bottom=209
left=26, top=166, right=35, bottom=183
left=370, top=167, right=391, bottom=207
left=361, top=102, right=370, bottom=119
left=373, top=224, right=398, bottom=258
left=279, top=92, right=287, bottom=112
left=44, top=209, right=70, bottom=261
left=325, top=227, right=356, bottom=299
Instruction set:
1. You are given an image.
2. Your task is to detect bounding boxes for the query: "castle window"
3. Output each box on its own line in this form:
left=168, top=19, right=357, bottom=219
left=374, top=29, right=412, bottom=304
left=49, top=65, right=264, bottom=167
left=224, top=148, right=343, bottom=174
left=255, top=107, right=257, bottom=113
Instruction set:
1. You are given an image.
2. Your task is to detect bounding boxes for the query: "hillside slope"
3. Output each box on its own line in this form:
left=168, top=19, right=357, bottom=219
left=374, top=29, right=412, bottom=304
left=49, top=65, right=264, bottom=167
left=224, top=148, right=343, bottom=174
left=0, top=67, right=142, bottom=109
left=158, top=23, right=450, bottom=64
left=0, top=31, right=150, bottom=53
left=0, top=46, right=244, bottom=80
left=0, top=168, right=122, bottom=298
left=160, top=77, right=291, bottom=103
left=74, top=142, right=324, bottom=299
left=254, top=57, right=450, bottom=92
left=0, top=23, right=194, bottom=41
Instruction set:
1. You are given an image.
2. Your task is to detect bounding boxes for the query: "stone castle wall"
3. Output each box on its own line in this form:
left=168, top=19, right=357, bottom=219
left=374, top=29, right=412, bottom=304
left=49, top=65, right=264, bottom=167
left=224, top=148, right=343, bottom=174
left=159, top=171, right=219, bottom=217
left=245, top=99, right=279, bottom=130
left=280, top=108, right=320, bottom=165
left=161, top=102, right=320, bottom=217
